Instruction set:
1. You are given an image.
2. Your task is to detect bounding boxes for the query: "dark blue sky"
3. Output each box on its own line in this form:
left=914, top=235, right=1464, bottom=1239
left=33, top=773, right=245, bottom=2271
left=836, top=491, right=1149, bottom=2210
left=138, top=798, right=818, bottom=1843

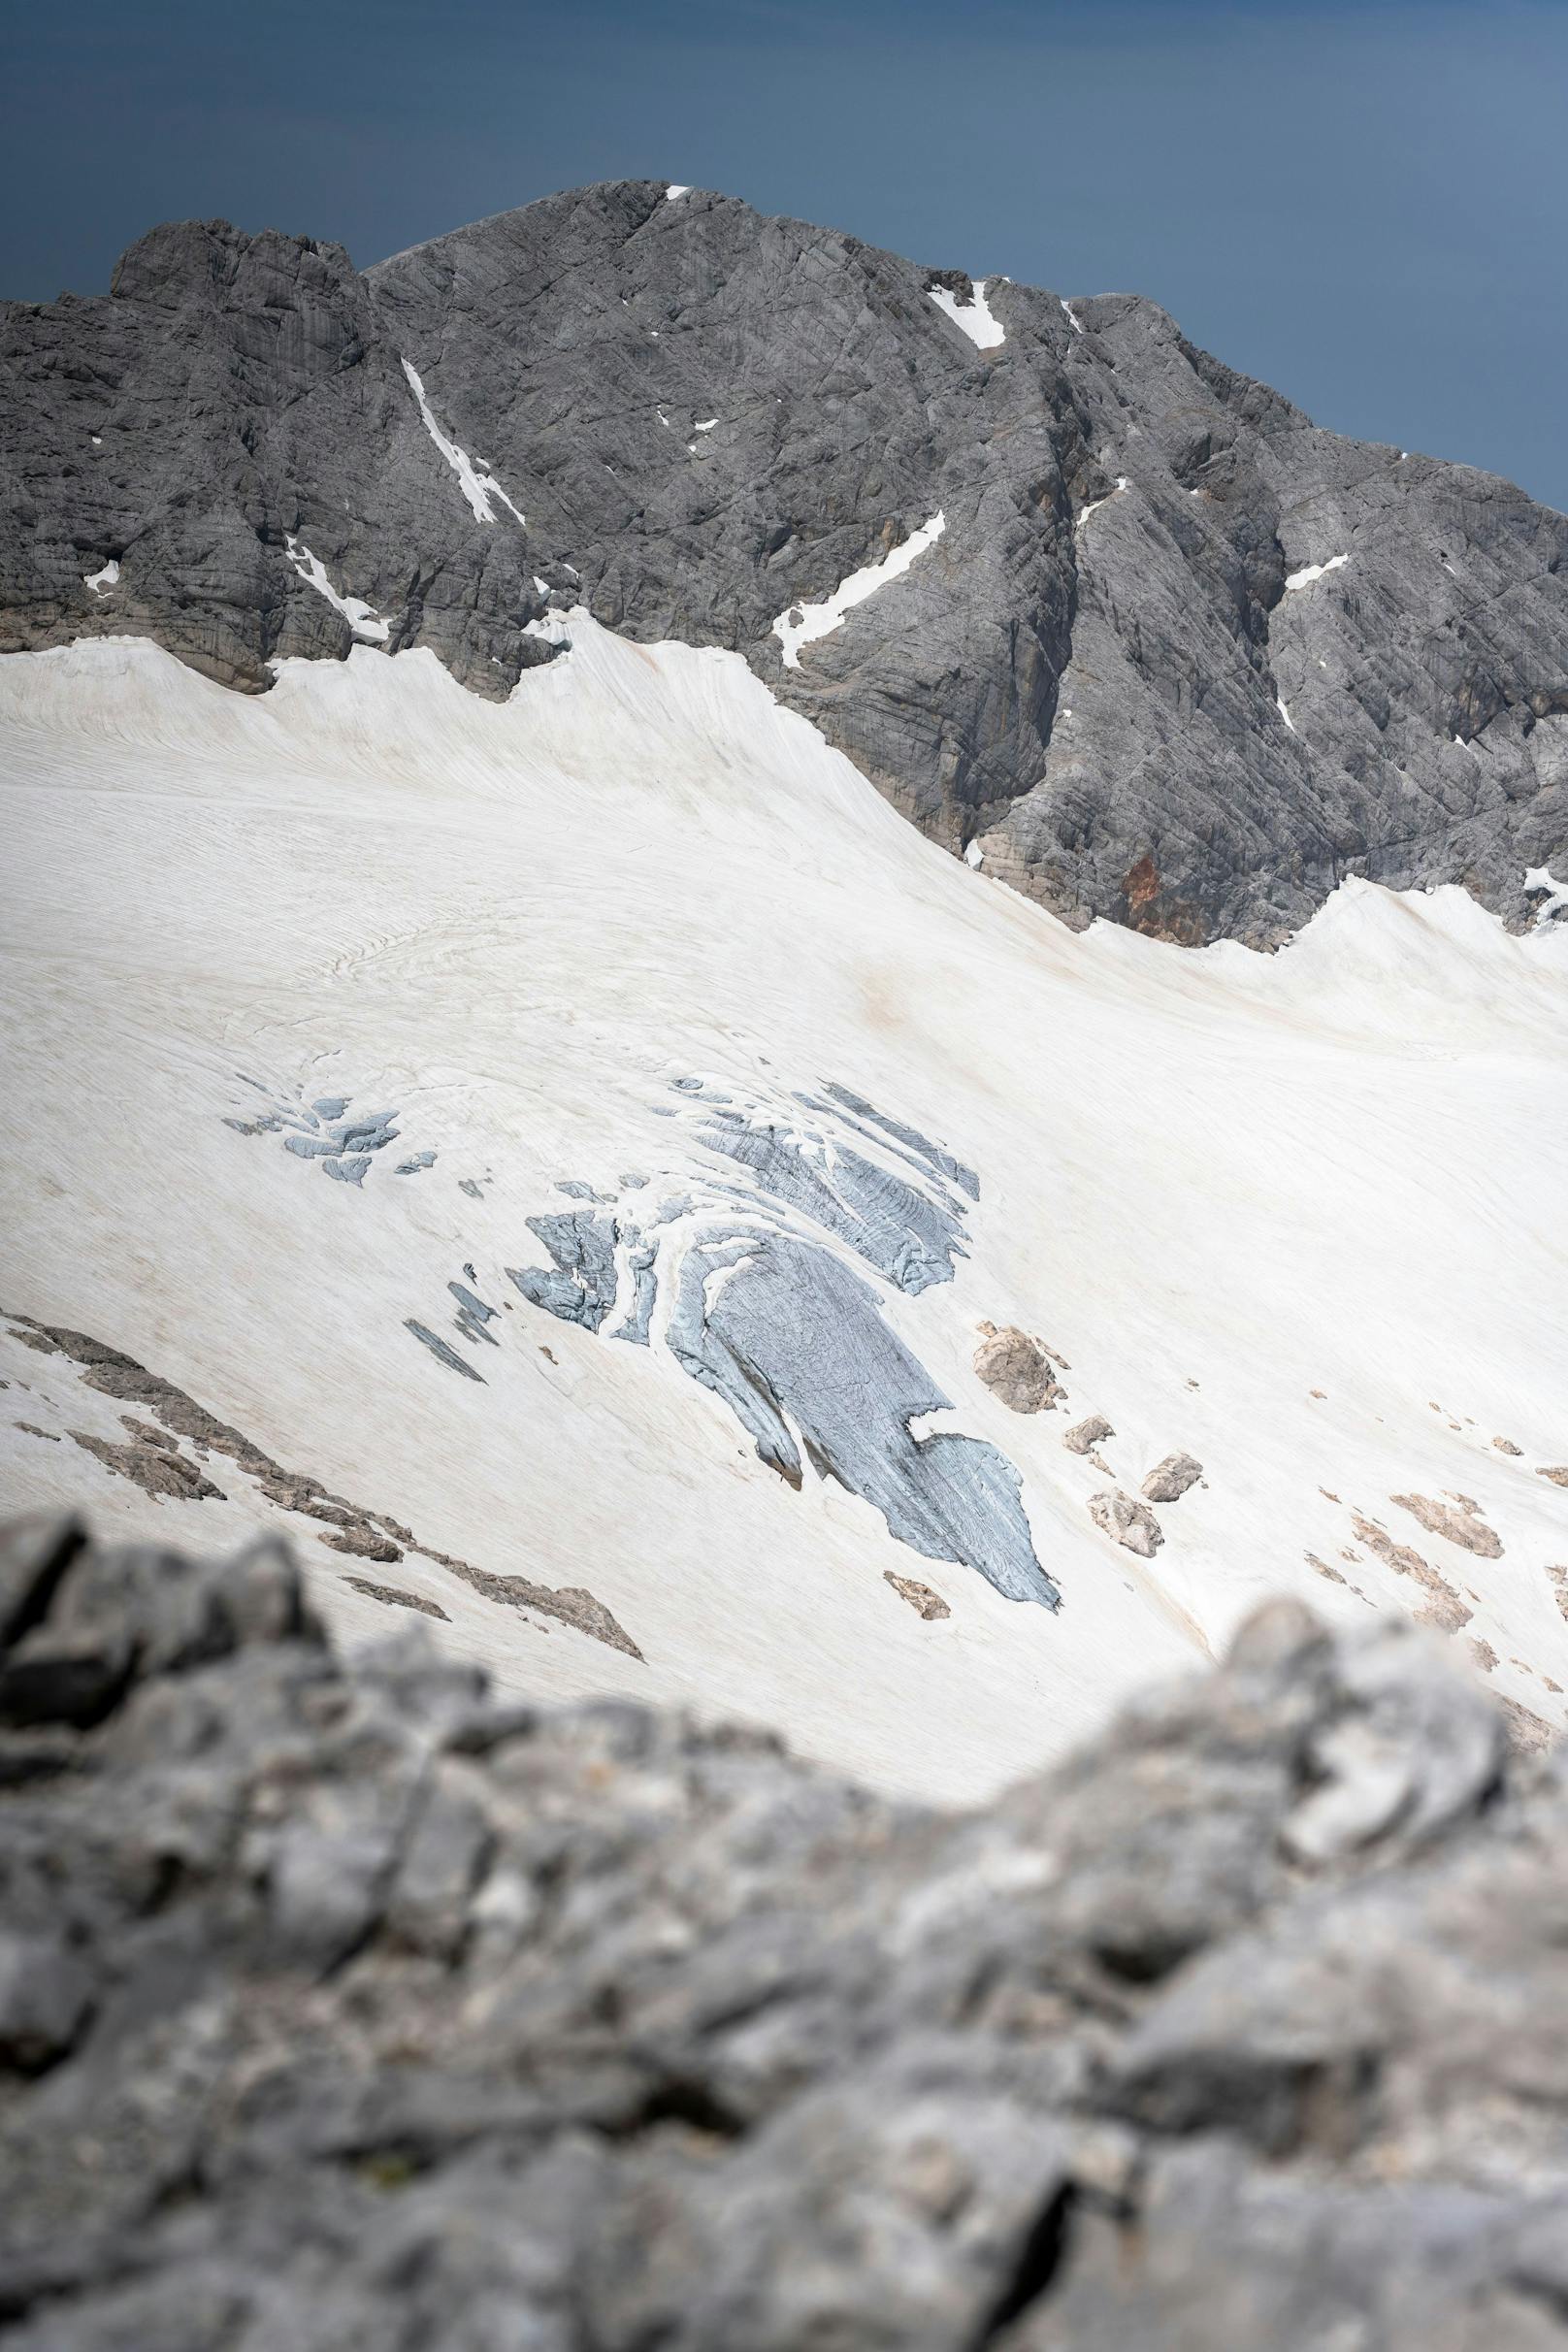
left=6, top=0, right=1565, bottom=511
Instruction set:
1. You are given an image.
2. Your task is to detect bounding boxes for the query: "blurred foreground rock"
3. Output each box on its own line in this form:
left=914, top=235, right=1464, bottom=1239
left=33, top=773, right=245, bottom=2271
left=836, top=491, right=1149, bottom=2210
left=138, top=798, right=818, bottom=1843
left=2, top=1516, right=1565, bottom=2348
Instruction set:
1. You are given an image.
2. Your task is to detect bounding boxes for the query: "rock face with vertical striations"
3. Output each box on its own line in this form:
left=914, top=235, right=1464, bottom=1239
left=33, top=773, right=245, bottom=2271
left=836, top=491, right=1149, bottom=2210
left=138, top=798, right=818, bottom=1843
left=3, top=1522, right=1567, bottom=2350
left=5, top=180, right=1565, bottom=941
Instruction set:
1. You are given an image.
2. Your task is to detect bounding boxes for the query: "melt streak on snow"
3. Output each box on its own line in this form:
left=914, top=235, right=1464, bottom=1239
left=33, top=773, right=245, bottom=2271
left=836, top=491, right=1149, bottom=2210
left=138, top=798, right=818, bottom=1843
left=401, top=359, right=526, bottom=528
left=284, top=539, right=391, bottom=644
left=928, top=279, right=1005, bottom=351
left=3, top=621, right=1566, bottom=1800
left=771, top=512, right=947, bottom=670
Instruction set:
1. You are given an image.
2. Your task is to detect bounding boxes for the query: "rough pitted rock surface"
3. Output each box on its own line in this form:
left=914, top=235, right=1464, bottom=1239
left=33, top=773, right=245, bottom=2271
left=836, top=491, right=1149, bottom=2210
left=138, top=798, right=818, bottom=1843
left=6, top=180, right=1566, bottom=940
left=5, top=1518, right=1566, bottom=2348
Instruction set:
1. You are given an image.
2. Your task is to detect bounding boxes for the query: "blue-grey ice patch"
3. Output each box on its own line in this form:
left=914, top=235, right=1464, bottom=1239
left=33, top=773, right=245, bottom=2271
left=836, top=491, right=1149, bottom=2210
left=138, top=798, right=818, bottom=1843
left=609, top=1240, right=659, bottom=1347
left=448, top=1281, right=498, bottom=1325
left=405, top=1320, right=486, bottom=1382
left=492, top=1073, right=1057, bottom=1608
left=696, top=1115, right=965, bottom=1295
left=680, top=1232, right=1057, bottom=1607
left=506, top=1210, right=620, bottom=1332
left=819, top=1083, right=980, bottom=1201
left=225, top=1080, right=412, bottom=1190
left=395, top=1151, right=437, bottom=1176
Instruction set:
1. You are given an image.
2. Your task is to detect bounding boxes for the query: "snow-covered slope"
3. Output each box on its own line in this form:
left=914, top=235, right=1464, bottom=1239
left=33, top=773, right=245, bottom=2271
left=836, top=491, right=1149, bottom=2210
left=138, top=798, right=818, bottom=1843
left=3, top=620, right=1566, bottom=1797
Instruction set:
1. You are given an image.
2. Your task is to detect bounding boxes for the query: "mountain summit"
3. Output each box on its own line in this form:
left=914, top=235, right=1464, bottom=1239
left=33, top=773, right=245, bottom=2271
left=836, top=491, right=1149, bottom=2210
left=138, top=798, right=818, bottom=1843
left=5, top=180, right=1565, bottom=943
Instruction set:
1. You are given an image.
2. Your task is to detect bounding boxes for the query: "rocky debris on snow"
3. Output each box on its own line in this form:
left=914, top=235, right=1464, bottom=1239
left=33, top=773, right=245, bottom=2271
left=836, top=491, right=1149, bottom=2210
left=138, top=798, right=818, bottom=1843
left=1391, top=1490, right=1503, bottom=1558
left=1064, top=1414, right=1114, bottom=1455
left=67, top=1425, right=226, bottom=1505
left=973, top=1323, right=1065, bottom=1414
left=6, top=182, right=1564, bottom=940
left=1141, top=1451, right=1203, bottom=1503
left=0, top=1520, right=1564, bottom=2350
left=1470, top=1636, right=1500, bottom=1673
left=1538, top=1466, right=1568, bottom=1488
left=1493, top=1436, right=1522, bottom=1455
left=1351, top=1512, right=1472, bottom=1633
left=345, top=1577, right=451, bottom=1620
left=884, top=1571, right=952, bottom=1620
left=5, top=1312, right=642, bottom=1661
left=1089, top=1489, right=1163, bottom=1557
left=1549, top=1566, right=1568, bottom=1623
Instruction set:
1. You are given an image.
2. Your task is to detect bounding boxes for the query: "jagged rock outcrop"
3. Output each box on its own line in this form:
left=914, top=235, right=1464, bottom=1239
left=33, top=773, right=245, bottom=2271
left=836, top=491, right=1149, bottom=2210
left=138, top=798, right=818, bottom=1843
left=5, top=181, right=1565, bottom=941
left=5, top=1518, right=1561, bottom=2347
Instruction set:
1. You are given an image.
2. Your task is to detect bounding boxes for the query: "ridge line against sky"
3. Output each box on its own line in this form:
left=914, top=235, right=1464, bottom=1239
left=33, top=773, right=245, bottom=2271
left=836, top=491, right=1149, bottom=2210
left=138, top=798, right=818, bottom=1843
left=4, top=0, right=1566, bottom=514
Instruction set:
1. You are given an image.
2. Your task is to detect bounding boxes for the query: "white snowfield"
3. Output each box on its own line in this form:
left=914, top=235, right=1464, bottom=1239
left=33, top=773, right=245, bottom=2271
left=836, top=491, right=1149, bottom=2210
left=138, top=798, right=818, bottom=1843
left=928, top=278, right=1005, bottom=351
left=2, top=619, right=1566, bottom=1801
left=771, top=511, right=947, bottom=670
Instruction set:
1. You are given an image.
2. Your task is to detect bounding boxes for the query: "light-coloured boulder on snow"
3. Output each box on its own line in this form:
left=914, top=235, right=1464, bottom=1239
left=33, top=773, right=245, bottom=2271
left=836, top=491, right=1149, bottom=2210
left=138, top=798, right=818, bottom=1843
left=1090, top=1489, right=1163, bottom=1557
left=1142, top=1452, right=1203, bottom=1504
left=972, top=1323, right=1064, bottom=1415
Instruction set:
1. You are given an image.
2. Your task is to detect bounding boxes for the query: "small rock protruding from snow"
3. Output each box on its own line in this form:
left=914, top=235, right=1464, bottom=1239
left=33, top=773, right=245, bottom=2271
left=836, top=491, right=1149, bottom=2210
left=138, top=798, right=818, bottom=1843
left=402, top=359, right=525, bottom=528
left=1064, top=1414, right=1114, bottom=1455
left=1142, top=1452, right=1203, bottom=1503
left=284, top=539, right=391, bottom=644
left=771, top=511, right=946, bottom=670
left=82, top=558, right=120, bottom=596
left=1284, top=552, right=1350, bottom=592
left=884, top=1570, right=951, bottom=1620
left=1089, top=1489, right=1163, bottom=1557
left=973, top=1323, right=1064, bottom=1415
left=928, top=278, right=1005, bottom=351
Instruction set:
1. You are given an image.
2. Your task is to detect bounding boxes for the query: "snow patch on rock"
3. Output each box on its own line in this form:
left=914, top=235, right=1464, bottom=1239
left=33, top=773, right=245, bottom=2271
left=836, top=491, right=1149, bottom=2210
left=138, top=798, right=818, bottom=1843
left=928, top=278, right=1005, bottom=351
left=1285, top=552, right=1350, bottom=592
left=772, top=511, right=947, bottom=670
left=285, top=539, right=391, bottom=644
left=402, top=358, right=525, bottom=528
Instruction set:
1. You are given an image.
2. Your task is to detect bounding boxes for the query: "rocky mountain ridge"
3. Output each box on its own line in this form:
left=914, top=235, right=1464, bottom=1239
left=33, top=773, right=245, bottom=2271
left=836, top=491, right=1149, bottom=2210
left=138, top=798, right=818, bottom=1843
left=3, top=1515, right=1568, bottom=2349
left=5, top=179, right=1566, bottom=942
